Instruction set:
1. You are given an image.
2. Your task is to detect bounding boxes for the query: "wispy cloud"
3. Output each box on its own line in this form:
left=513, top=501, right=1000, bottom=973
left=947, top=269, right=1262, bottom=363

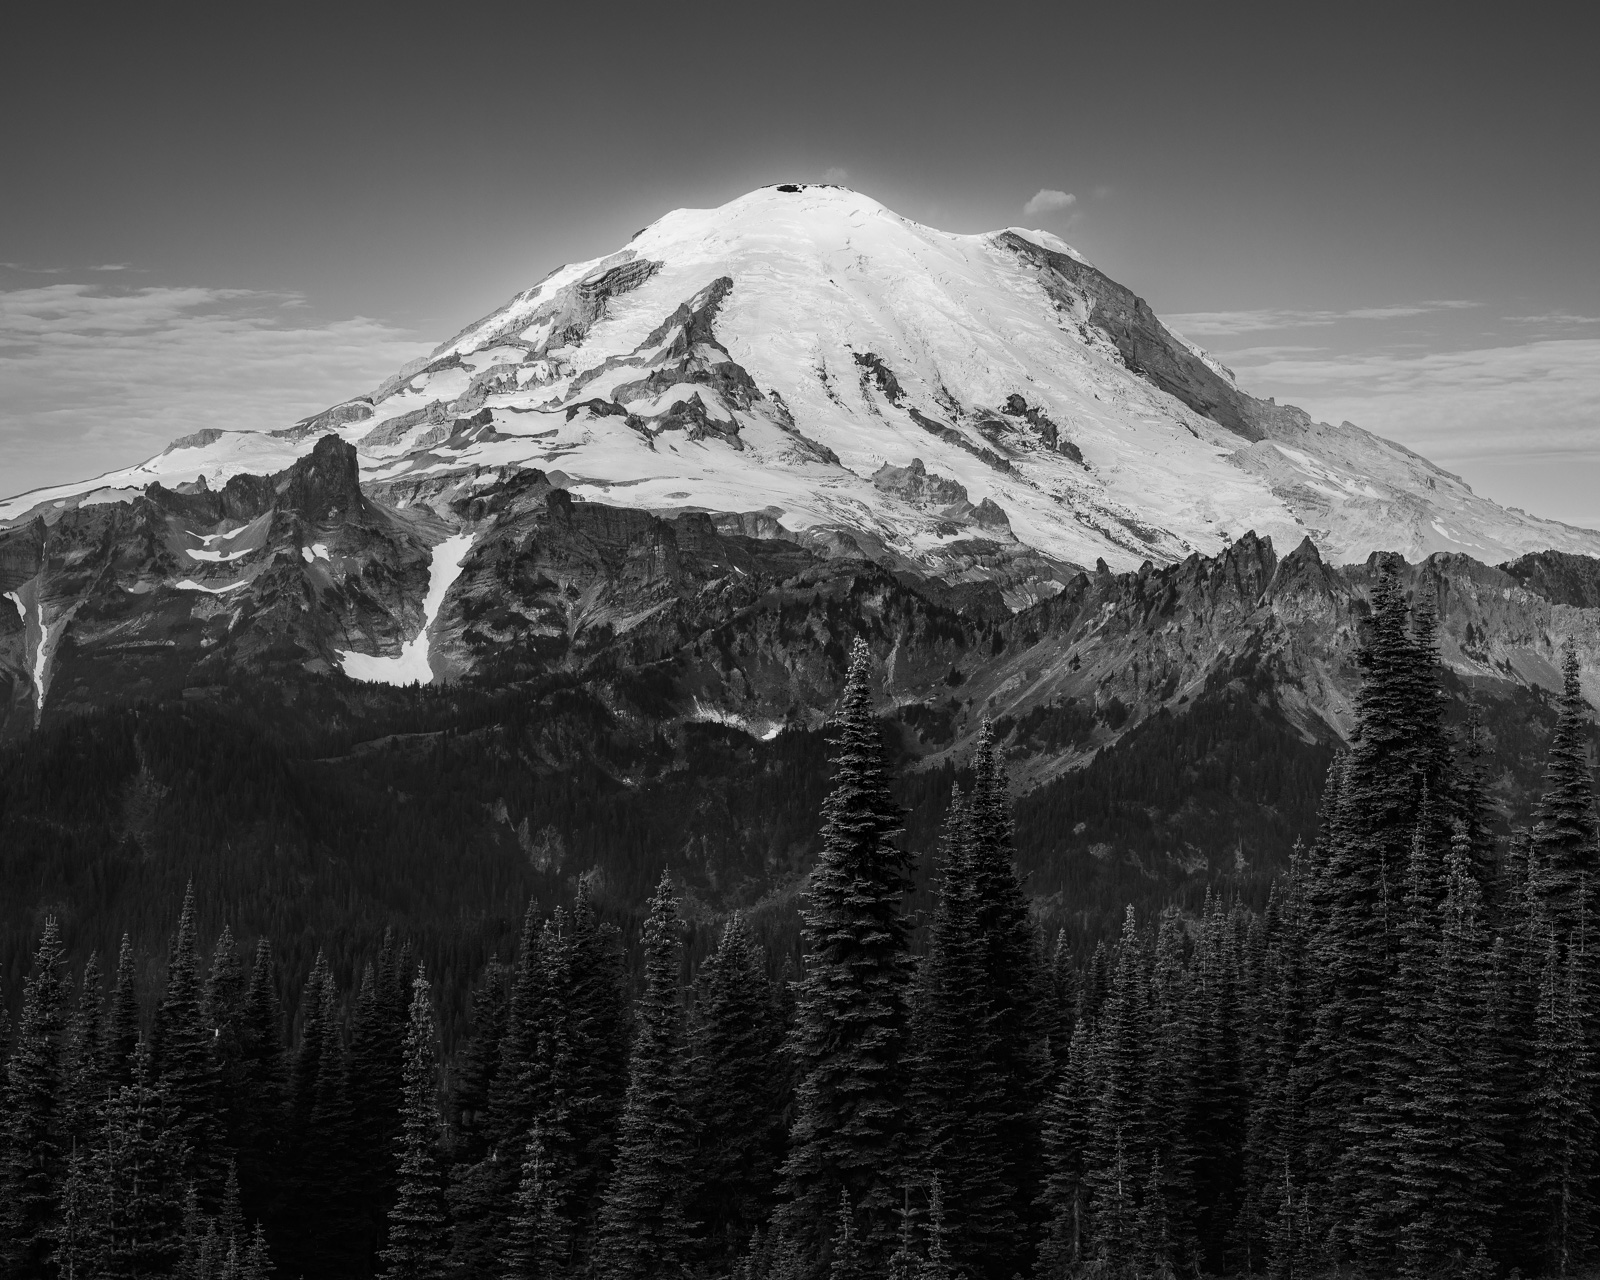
left=1023, top=188, right=1076, bottom=217
left=1507, top=312, right=1600, bottom=326
left=821, top=166, right=849, bottom=184
left=0, top=283, right=430, bottom=498
left=1233, top=338, right=1600, bottom=466
left=1168, top=300, right=1480, bottom=338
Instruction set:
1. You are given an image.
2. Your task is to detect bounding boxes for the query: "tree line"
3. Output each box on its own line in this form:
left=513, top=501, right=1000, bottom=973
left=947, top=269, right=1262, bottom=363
left=3, top=565, right=1599, bottom=1278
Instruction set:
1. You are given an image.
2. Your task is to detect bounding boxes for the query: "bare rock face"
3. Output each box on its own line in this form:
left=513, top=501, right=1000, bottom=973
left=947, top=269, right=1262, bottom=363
left=9, top=424, right=1600, bottom=837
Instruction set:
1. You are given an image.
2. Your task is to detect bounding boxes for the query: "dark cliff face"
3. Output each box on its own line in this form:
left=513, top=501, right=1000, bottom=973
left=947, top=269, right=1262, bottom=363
left=5, top=440, right=1600, bottom=966
left=4, top=439, right=1599, bottom=819
left=994, top=231, right=1317, bottom=445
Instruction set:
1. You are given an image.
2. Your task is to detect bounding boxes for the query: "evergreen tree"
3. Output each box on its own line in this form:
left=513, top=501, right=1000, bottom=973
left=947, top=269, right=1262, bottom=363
left=686, top=910, right=790, bottom=1264
left=1529, top=644, right=1599, bottom=939
left=154, top=885, right=226, bottom=1203
left=500, top=1122, right=568, bottom=1280
left=380, top=966, right=449, bottom=1280
left=1136, top=1154, right=1178, bottom=1280
left=548, top=879, right=631, bottom=1238
left=203, top=928, right=246, bottom=1144
left=1394, top=827, right=1501, bottom=1275
left=775, top=638, right=914, bottom=1273
left=1037, top=1027, right=1093, bottom=1279
left=3, top=917, right=70, bottom=1279
left=593, top=872, right=695, bottom=1278
left=234, top=938, right=284, bottom=1234
left=908, top=785, right=1011, bottom=1278
left=1526, top=923, right=1594, bottom=1275
left=921, top=1174, right=953, bottom=1280
left=62, top=951, right=107, bottom=1147
left=966, top=725, right=1050, bottom=1276
left=1305, top=562, right=1455, bottom=1255
left=450, top=901, right=545, bottom=1275
left=885, top=1183, right=919, bottom=1280
left=1145, top=906, right=1199, bottom=1269
left=53, top=1139, right=100, bottom=1280
left=1083, top=905, right=1149, bottom=1260
left=94, top=1039, right=189, bottom=1278
left=1046, top=928, right=1079, bottom=1078
left=827, top=1190, right=864, bottom=1280
left=105, top=933, right=143, bottom=1089
left=451, top=954, right=510, bottom=1168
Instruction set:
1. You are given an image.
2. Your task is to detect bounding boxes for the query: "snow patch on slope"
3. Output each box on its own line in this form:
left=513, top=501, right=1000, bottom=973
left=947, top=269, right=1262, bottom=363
left=338, top=532, right=474, bottom=686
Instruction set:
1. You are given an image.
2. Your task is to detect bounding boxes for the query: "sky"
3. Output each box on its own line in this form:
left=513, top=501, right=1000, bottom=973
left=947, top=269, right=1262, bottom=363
left=3, top=1, right=1597, bottom=524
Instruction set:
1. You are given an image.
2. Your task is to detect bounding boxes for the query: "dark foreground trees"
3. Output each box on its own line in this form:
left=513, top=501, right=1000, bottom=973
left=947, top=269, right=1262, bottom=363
left=4, top=598, right=1599, bottom=1279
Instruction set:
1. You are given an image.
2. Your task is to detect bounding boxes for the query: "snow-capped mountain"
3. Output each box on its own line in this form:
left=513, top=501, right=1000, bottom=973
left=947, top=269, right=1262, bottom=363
left=7, top=184, right=1600, bottom=740
left=6, top=184, right=1593, bottom=585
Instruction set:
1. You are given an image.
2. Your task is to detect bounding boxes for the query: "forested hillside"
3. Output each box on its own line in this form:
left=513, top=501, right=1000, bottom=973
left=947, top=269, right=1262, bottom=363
left=4, top=563, right=1599, bottom=1278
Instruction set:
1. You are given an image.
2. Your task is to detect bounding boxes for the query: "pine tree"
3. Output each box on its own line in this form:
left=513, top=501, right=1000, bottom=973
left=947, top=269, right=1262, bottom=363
left=828, top=1190, right=864, bottom=1280
left=686, top=910, right=790, bottom=1263
left=1243, top=847, right=1310, bottom=1273
left=234, top=938, right=284, bottom=1234
left=451, top=902, right=545, bottom=1274
left=1305, top=562, right=1456, bottom=1255
left=1350, top=801, right=1442, bottom=1268
left=451, top=954, right=510, bottom=1168
left=775, top=638, right=914, bottom=1273
left=1037, top=1026, right=1093, bottom=1280
left=548, top=878, right=631, bottom=1235
left=1083, top=905, right=1149, bottom=1260
left=908, top=785, right=1011, bottom=1278
left=885, top=1183, right=919, bottom=1280
left=104, top=933, right=143, bottom=1089
left=346, top=957, right=407, bottom=1269
left=1190, top=897, right=1249, bottom=1271
left=1394, top=826, right=1501, bottom=1275
left=1529, top=644, right=1599, bottom=940
left=95, top=1039, right=188, bottom=1278
left=593, top=872, right=695, bottom=1278
left=1136, top=1154, right=1178, bottom=1280
left=500, top=1123, right=568, bottom=1280
left=62, top=952, right=107, bottom=1147
left=3, top=916, right=70, bottom=1278
left=53, top=1139, right=100, bottom=1280
left=1145, top=906, right=1199, bottom=1267
left=380, top=966, right=449, bottom=1280
left=921, top=1174, right=953, bottom=1280
left=203, top=928, right=246, bottom=1146
left=154, top=884, right=226, bottom=1203
left=965, top=725, right=1050, bottom=1276
left=1046, top=928, right=1079, bottom=1078
left=1526, top=923, right=1595, bottom=1275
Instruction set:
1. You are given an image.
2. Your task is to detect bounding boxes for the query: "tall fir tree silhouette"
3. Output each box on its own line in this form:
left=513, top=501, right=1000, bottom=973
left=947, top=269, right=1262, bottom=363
left=380, top=965, right=449, bottom=1280
left=153, top=885, right=225, bottom=1204
left=3, top=917, right=69, bottom=1279
left=908, top=784, right=1011, bottom=1278
left=775, top=638, right=913, bottom=1275
left=687, top=910, right=790, bottom=1264
left=966, top=725, right=1050, bottom=1275
left=593, top=871, right=694, bottom=1278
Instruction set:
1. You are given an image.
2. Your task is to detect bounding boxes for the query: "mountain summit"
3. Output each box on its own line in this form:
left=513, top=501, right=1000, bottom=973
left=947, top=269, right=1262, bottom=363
left=5, top=184, right=1592, bottom=586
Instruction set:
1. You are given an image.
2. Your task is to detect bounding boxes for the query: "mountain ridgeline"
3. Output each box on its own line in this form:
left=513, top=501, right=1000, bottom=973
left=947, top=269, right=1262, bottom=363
left=3, top=611, right=1599, bottom=1279
left=4, top=181, right=1600, bottom=1278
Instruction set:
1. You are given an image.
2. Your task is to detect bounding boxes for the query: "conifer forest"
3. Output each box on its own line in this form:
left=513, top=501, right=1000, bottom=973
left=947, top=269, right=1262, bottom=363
left=6, top=565, right=1600, bottom=1280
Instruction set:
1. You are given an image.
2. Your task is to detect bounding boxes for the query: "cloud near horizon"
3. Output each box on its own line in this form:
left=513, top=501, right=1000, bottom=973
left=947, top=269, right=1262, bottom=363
left=1023, top=188, right=1076, bottom=217
left=1167, top=301, right=1480, bottom=339
left=0, top=282, right=430, bottom=499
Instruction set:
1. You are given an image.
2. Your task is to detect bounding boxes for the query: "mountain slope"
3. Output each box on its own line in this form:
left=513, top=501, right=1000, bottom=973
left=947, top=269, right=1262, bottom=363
left=6, top=185, right=1595, bottom=589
